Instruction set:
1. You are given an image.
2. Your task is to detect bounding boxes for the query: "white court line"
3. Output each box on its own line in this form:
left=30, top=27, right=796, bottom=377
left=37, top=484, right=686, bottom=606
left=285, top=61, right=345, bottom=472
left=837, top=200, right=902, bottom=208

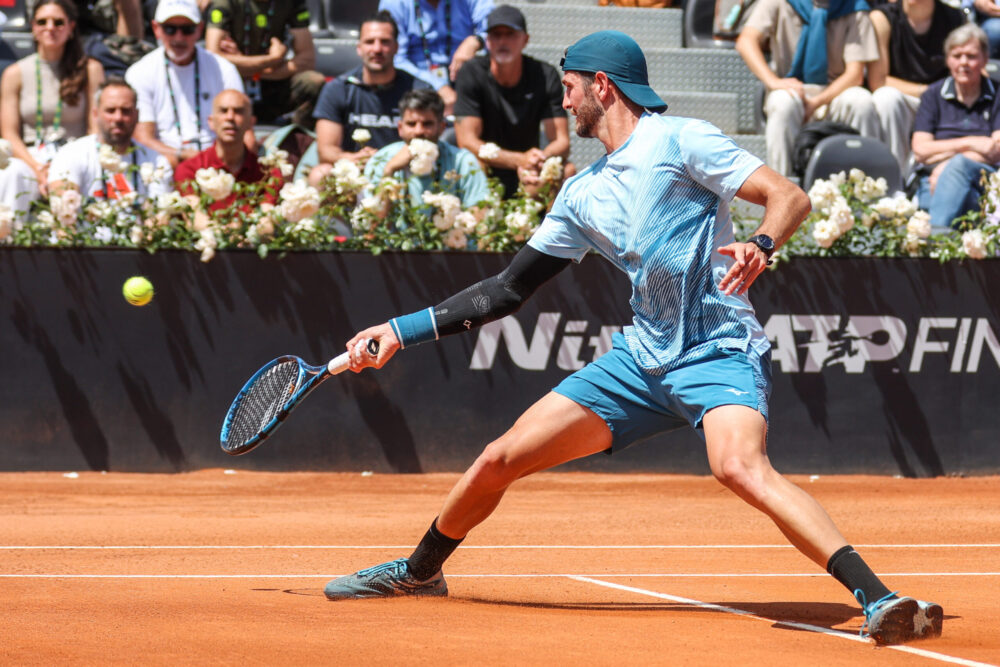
left=571, top=576, right=997, bottom=667
left=2, top=572, right=999, bottom=578
left=2, top=543, right=999, bottom=550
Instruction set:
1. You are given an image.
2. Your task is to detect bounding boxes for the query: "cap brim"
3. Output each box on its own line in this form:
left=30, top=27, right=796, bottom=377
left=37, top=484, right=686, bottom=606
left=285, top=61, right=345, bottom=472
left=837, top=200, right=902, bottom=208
left=614, top=79, right=668, bottom=113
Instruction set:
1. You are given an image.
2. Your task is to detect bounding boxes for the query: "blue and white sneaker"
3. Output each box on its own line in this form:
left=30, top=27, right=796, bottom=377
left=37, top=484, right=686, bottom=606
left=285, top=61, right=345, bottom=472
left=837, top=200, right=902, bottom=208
left=855, top=590, right=943, bottom=644
left=324, top=559, right=448, bottom=601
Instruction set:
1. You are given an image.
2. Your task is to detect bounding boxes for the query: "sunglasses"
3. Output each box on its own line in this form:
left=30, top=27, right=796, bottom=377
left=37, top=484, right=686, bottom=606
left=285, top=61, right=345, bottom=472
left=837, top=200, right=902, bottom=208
left=161, top=23, right=198, bottom=36
left=34, top=17, right=66, bottom=27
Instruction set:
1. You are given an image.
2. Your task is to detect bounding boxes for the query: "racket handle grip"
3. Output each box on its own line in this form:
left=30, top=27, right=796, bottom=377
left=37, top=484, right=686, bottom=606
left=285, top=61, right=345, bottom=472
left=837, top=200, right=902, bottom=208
left=327, top=338, right=380, bottom=375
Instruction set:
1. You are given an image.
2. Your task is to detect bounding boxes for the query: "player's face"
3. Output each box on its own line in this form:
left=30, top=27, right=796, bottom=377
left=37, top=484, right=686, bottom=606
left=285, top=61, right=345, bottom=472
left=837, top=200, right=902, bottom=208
left=398, top=109, right=444, bottom=141
left=946, top=39, right=985, bottom=87
left=95, top=86, right=138, bottom=147
left=357, top=21, right=398, bottom=73
left=210, top=91, right=253, bottom=143
left=562, top=73, right=603, bottom=138
left=485, top=26, right=528, bottom=65
left=154, top=18, right=202, bottom=64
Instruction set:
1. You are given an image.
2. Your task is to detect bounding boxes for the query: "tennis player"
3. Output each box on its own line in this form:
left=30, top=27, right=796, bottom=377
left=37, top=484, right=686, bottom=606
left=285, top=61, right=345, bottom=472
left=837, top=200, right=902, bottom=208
left=326, top=30, right=943, bottom=645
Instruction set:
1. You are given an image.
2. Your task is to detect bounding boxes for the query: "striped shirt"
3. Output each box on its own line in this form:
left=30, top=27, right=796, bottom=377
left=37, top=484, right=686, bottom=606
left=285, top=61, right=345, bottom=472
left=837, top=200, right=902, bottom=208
left=527, top=113, right=769, bottom=374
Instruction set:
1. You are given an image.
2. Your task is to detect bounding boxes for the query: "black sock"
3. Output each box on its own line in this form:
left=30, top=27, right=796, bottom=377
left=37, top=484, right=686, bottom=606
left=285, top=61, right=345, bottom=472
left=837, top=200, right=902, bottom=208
left=407, top=519, right=464, bottom=582
left=826, top=545, right=894, bottom=605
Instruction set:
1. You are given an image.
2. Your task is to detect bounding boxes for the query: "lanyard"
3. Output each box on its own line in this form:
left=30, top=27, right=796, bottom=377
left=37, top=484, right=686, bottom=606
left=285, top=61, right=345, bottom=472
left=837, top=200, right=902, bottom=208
left=98, top=147, right=140, bottom=200
left=413, top=0, right=451, bottom=70
left=164, top=50, right=202, bottom=150
left=243, top=0, right=276, bottom=55
left=35, top=56, right=62, bottom=145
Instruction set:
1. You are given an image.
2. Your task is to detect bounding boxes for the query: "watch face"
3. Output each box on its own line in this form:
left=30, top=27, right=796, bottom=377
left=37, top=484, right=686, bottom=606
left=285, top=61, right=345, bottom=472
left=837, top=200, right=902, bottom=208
left=753, top=235, right=775, bottom=252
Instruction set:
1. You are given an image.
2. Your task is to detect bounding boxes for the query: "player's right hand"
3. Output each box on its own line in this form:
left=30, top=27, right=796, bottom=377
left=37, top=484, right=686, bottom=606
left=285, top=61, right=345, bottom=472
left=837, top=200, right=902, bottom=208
left=346, top=323, right=400, bottom=372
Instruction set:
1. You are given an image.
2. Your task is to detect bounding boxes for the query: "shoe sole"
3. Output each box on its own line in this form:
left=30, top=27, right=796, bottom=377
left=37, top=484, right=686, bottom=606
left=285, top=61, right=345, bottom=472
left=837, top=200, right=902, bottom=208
left=916, top=602, right=943, bottom=639
left=870, top=598, right=921, bottom=645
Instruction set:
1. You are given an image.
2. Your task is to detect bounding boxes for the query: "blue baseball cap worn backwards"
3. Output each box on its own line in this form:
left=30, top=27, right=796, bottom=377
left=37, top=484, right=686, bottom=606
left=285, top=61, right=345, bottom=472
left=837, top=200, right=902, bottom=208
left=560, top=31, right=668, bottom=113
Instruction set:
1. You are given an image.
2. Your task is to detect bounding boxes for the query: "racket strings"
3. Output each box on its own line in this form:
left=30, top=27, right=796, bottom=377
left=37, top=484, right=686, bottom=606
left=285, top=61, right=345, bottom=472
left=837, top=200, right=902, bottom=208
left=225, top=361, right=301, bottom=449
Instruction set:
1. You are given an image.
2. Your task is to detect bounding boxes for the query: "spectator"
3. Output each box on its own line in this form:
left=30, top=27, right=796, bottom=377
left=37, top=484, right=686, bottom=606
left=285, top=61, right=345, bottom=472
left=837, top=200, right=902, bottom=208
left=76, top=0, right=145, bottom=39
left=869, top=0, right=966, bottom=171
left=309, top=11, right=432, bottom=186
left=912, top=23, right=1000, bottom=228
left=378, top=0, right=494, bottom=115
left=125, top=0, right=244, bottom=170
left=364, top=88, right=489, bottom=209
left=735, top=0, right=881, bottom=178
left=454, top=5, right=571, bottom=199
left=48, top=79, right=172, bottom=199
left=0, top=0, right=105, bottom=212
left=175, top=89, right=281, bottom=211
left=973, top=0, right=1000, bottom=59
left=204, top=0, right=325, bottom=129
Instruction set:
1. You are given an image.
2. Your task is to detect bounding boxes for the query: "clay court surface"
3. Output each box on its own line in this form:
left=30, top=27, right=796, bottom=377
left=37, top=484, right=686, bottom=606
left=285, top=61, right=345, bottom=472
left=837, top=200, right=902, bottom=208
left=2, top=471, right=998, bottom=665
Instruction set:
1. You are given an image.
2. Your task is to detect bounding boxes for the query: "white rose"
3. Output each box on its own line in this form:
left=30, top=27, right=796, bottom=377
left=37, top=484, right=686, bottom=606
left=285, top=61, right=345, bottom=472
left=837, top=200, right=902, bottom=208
left=903, top=231, right=923, bottom=256
left=0, top=204, right=13, bottom=240
left=408, top=138, right=439, bottom=176
left=540, top=156, right=563, bottom=182
left=351, top=128, right=372, bottom=144
left=829, top=197, right=855, bottom=233
left=455, top=210, right=478, bottom=233
left=962, top=228, right=988, bottom=259
left=444, top=227, right=468, bottom=249
left=98, top=143, right=128, bottom=173
left=906, top=210, right=932, bottom=239
left=478, top=142, right=500, bottom=160
left=278, top=180, right=321, bottom=223
left=129, top=225, right=145, bottom=245
left=812, top=219, right=841, bottom=248
left=194, top=168, right=235, bottom=202
left=330, top=158, right=369, bottom=194
left=93, top=225, right=113, bottom=243
left=807, top=179, right=840, bottom=214
left=139, top=162, right=156, bottom=185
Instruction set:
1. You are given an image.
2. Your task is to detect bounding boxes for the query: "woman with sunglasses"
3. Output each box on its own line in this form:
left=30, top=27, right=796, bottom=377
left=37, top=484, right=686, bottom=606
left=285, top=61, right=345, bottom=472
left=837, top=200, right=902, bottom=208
left=0, top=0, right=104, bottom=214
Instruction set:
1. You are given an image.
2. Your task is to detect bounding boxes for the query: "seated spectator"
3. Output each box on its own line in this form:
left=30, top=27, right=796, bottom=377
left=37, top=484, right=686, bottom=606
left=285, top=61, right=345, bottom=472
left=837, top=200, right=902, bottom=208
left=205, top=0, right=325, bottom=129
left=309, top=11, right=432, bottom=185
left=77, top=0, right=155, bottom=78
left=973, top=0, right=1000, bottom=60
left=174, top=89, right=281, bottom=211
left=48, top=79, right=172, bottom=199
left=735, top=0, right=881, bottom=178
left=125, top=0, right=244, bottom=169
left=912, top=24, right=1000, bottom=228
left=378, top=0, right=494, bottom=115
left=454, top=5, right=572, bottom=199
left=364, top=88, right=489, bottom=209
left=869, top=0, right=966, bottom=171
left=0, top=0, right=104, bottom=212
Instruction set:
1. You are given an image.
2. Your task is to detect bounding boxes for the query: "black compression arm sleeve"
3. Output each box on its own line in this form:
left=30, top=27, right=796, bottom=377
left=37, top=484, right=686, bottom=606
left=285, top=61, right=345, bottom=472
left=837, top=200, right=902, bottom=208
left=431, top=245, right=571, bottom=337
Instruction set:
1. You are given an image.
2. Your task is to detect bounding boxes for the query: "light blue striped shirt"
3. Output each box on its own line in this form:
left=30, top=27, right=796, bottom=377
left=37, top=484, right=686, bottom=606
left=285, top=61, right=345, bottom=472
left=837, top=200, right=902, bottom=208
left=528, top=113, right=769, bottom=374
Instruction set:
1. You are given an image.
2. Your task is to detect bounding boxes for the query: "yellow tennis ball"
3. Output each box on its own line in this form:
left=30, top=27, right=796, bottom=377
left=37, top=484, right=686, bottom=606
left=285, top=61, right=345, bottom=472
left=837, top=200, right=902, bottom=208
left=123, top=276, right=154, bottom=306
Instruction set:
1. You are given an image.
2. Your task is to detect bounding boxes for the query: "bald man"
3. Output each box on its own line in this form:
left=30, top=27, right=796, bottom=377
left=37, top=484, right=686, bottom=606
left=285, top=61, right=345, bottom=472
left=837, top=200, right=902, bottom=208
left=174, top=89, right=283, bottom=210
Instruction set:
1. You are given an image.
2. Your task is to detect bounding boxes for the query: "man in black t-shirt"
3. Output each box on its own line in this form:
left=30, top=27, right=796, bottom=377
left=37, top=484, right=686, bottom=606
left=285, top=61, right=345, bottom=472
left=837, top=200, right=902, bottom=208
left=309, top=12, right=432, bottom=185
left=453, top=5, right=571, bottom=198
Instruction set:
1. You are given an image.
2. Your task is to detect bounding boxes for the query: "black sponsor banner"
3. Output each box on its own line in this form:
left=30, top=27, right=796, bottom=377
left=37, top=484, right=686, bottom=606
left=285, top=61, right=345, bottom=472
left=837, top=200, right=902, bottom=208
left=2, top=248, right=998, bottom=475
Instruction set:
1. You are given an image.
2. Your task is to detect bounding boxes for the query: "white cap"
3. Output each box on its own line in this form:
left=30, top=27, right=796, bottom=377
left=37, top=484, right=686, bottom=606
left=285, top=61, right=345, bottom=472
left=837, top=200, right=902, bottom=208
left=154, top=0, right=201, bottom=24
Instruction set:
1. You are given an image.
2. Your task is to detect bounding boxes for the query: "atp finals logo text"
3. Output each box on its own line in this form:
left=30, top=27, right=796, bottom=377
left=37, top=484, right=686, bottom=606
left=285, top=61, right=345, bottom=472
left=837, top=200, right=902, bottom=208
left=469, top=313, right=1000, bottom=373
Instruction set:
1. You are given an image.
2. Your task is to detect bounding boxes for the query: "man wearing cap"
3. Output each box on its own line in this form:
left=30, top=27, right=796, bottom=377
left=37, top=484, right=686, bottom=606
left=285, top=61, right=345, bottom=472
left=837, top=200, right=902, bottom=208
left=125, top=0, right=245, bottom=168
left=453, top=4, right=571, bottom=199
left=735, top=0, right=881, bottom=178
left=321, top=30, right=943, bottom=648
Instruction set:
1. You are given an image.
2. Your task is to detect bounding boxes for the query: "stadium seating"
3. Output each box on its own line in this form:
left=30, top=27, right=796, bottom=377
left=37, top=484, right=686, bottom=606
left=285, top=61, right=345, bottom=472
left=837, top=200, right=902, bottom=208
left=801, top=134, right=902, bottom=193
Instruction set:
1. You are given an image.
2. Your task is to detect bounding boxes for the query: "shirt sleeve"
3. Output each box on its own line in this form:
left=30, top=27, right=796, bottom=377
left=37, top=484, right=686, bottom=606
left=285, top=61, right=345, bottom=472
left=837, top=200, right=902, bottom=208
left=742, top=0, right=779, bottom=39
left=452, top=61, right=482, bottom=117
left=454, top=148, right=489, bottom=206
left=218, top=56, right=245, bottom=91
left=48, top=143, right=82, bottom=188
left=679, top=119, right=763, bottom=202
left=123, top=60, right=156, bottom=124
left=526, top=179, right=592, bottom=262
left=313, top=78, right=347, bottom=123
left=841, top=11, right=880, bottom=64
left=912, top=85, right=939, bottom=135
left=207, top=0, right=233, bottom=32
left=541, top=62, right=566, bottom=119
left=173, top=155, right=198, bottom=193
left=288, top=0, right=311, bottom=29
left=147, top=153, right=175, bottom=198
left=468, top=0, right=495, bottom=35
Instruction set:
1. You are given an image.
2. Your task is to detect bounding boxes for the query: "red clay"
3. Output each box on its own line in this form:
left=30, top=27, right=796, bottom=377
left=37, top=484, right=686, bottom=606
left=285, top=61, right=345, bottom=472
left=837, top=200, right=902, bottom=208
left=1, top=471, right=997, bottom=665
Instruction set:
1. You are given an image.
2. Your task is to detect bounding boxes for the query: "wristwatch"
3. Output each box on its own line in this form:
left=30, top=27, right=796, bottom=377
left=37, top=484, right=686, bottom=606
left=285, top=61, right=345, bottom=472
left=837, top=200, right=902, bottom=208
left=748, top=234, right=775, bottom=264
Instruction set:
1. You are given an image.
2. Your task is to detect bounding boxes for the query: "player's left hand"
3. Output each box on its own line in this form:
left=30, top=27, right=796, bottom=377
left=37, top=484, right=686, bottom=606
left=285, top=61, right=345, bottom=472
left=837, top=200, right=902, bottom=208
left=717, top=242, right=770, bottom=295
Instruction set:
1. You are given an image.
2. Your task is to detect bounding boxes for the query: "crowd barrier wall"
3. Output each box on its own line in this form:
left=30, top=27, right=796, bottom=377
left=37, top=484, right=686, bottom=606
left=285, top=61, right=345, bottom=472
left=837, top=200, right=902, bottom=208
left=2, top=248, right=998, bottom=476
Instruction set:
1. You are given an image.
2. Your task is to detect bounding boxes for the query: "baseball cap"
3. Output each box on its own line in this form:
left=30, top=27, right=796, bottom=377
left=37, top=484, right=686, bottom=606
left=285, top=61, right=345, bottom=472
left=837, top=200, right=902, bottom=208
left=486, top=5, right=527, bottom=32
left=154, top=0, right=202, bottom=24
left=560, top=31, right=667, bottom=113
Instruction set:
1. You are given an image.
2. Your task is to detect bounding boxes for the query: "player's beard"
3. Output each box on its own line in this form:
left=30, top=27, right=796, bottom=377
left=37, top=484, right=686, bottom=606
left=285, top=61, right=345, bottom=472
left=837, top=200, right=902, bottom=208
left=573, top=87, right=603, bottom=138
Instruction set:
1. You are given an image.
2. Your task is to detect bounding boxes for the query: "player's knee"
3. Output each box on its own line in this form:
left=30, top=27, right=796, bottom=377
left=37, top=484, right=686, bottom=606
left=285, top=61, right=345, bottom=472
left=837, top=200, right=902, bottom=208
left=712, top=452, right=768, bottom=498
left=467, top=442, right=521, bottom=492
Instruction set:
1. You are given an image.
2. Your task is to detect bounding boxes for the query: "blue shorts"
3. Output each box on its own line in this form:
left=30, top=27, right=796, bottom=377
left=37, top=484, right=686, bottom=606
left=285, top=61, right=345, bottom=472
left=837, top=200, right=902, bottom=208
left=553, top=333, right=771, bottom=452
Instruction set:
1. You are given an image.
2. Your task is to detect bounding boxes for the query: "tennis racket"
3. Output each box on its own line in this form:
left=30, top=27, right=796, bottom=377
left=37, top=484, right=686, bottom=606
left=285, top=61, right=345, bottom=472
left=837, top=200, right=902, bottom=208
left=220, top=339, right=379, bottom=455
